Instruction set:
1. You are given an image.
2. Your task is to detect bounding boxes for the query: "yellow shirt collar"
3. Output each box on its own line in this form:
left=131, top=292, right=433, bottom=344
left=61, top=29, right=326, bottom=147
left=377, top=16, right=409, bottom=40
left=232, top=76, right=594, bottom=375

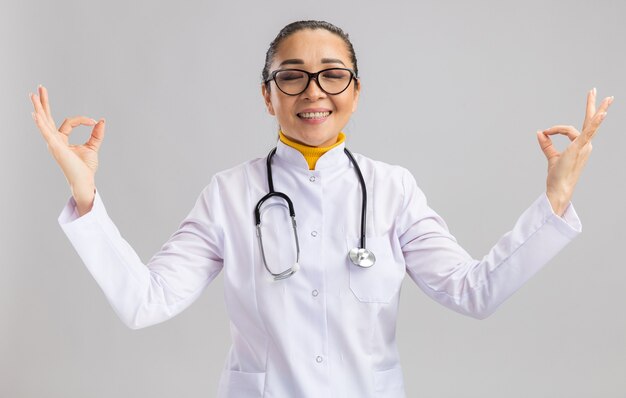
left=278, top=131, right=346, bottom=170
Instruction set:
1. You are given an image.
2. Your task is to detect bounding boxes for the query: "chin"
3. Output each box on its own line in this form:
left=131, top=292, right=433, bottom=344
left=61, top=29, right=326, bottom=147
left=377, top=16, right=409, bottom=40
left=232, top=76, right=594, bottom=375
left=303, top=133, right=336, bottom=147
left=283, top=122, right=339, bottom=147
left=302, top=129, right=337, bottom=144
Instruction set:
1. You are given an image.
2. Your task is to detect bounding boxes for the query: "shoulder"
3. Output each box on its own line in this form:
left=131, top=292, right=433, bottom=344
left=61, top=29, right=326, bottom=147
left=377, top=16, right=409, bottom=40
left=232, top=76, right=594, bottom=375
left=212, top=156, right=265, bottom=183
left=350, top=151, right=426, bottom=208
left=197, top=154, right=267, bottom=201
left=350, top=151, right=414, bottom=184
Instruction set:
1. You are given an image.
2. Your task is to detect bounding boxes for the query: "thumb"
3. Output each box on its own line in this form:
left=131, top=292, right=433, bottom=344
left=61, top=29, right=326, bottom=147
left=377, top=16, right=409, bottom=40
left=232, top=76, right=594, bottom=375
left=536, top=130, right=558, bottom=160
left=86, top=119, right=106, bottom=151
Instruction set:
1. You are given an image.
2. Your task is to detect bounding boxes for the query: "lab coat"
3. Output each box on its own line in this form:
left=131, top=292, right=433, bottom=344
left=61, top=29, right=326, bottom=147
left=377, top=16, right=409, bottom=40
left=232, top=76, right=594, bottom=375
left=58, top=139, right=582, bottom=397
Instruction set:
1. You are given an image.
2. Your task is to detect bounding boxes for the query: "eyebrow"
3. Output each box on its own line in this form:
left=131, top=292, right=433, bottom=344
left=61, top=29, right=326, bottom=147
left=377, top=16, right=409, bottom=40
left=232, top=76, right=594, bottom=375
left=278, top=58, right=346, bottom=67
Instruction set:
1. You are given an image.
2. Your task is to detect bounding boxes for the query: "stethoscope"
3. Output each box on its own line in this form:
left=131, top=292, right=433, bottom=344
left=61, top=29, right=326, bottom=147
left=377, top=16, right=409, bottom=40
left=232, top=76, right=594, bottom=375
left=254, top=146, right=376, bottom=280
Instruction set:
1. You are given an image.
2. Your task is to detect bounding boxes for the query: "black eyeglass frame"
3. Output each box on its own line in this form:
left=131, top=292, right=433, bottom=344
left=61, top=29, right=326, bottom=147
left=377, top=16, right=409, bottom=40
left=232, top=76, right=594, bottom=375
left=264, top=67, right=358, bottom=96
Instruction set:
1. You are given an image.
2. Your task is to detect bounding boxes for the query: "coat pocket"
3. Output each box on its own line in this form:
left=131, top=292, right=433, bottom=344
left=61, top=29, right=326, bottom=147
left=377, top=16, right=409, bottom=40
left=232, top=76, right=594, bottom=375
left=346, top=235, right=405, bottom=303
left=374, top=366, right=405, bottom=395
left=217, top=369, right=266, bottom=397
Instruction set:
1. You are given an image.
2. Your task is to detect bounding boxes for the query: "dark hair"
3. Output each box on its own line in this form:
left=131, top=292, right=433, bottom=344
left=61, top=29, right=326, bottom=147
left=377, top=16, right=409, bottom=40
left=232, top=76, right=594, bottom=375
left=261, top=20, right=359, bottom=91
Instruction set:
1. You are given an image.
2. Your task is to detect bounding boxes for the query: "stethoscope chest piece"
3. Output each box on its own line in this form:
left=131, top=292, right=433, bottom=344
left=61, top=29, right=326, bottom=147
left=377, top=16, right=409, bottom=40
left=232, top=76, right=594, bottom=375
left=349, top=247, right=376, bottom=268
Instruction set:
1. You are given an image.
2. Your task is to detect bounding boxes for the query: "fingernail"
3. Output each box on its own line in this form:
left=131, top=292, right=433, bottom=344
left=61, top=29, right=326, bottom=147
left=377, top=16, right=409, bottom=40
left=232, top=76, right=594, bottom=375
left=91, top=118, right=97, bottom=124
left=593, top=87, right=597, bottom=95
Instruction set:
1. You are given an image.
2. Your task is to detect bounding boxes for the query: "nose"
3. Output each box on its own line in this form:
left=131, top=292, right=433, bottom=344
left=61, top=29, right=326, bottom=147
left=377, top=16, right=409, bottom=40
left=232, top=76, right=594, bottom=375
left=302, top=76, right=326, bottom=100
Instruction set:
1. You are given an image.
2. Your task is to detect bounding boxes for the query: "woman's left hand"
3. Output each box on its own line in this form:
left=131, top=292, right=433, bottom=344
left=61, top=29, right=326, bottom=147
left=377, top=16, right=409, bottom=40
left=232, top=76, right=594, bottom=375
left=536, top=88, right=614, bottom=216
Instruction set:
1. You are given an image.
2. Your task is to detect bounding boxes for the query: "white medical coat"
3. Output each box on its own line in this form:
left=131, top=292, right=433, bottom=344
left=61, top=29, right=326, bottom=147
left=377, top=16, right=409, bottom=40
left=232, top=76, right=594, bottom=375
left=58, top=139, right=582, bottom=397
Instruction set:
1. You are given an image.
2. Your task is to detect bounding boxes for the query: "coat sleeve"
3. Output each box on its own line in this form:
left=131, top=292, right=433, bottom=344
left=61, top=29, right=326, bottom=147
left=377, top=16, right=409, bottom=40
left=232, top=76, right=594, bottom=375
left=397, top=169, right=582, bottom=319
left=57, top=178, right=225, bottom=329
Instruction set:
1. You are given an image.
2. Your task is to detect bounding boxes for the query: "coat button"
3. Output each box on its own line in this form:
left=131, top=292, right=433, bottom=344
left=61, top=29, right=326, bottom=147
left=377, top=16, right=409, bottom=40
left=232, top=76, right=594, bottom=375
left=311, top=230, right=318, bottom=237
left=316, top=355, right=323, bottom=363
left=309, top=176, right=316, bottom=182
left=312, top=289, right=319, bottom=297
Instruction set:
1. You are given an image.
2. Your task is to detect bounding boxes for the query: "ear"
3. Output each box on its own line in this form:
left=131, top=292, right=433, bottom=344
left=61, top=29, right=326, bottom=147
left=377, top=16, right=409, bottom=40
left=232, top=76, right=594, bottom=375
left=261, top=83, right=276, bottom=116
left=351, top=78, right=361, bottom=113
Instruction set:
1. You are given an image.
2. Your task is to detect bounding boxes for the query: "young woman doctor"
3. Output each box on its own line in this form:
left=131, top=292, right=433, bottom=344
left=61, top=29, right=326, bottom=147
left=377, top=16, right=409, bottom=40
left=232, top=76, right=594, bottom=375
left=30, top=20, right=613, bottom=398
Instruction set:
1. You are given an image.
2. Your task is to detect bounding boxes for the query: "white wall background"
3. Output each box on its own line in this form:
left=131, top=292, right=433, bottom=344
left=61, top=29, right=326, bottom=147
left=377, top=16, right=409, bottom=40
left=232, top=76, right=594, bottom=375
left=2, top=0, right=625, bottom=396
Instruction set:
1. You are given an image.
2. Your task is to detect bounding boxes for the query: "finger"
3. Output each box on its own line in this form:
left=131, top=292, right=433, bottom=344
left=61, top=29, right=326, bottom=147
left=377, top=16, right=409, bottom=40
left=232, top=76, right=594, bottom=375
left=30, top=92, right=56, bottom=133
left=85, top=119, right=106, bottom=152
left=536, top=130, right=559, bottom=160
left=542, top=125, right=580, bottom=141
left=595, top=95, right=614, bottom=116
left=580, top=110, right=607, bottom=145
left=583, top=87, right=596, bottom=132
left=30, top=91, right=56, bottom=132
left=29, top=92, right=46, bottom=118
left=58, top=116, right=98, bottom=137
left=38, top=85, right=54, bottom=123
left=31, top=110, right=55, bottom=143
left=581, top=96, right=612, bottom=144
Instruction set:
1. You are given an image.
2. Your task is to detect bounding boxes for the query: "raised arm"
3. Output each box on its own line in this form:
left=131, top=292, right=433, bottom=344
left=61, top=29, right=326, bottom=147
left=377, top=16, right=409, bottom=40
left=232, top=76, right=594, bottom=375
left=399, top=169, right=582, bottom=320
left=31, top=85, right=224, bottom=329
left=401, top=89, right=612, bottom=319
left=538, top=88, right=614, bottom=215
left=30, top=84, right=104, bottom=216
left=56, top=182, right=225, bottom=329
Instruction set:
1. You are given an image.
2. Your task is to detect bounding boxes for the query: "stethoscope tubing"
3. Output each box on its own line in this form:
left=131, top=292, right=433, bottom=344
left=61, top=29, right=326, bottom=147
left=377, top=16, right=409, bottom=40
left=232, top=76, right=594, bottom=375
left=261, top=146, right=367, bottom=248
left=342, top=147, right=367, bottom=251
left=254, top=145, right=372, bottom=279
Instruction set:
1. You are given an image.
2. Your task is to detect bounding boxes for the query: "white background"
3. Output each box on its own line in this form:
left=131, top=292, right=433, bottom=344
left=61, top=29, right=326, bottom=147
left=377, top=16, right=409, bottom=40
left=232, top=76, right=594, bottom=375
left=2, top=0, right=625, bottom=396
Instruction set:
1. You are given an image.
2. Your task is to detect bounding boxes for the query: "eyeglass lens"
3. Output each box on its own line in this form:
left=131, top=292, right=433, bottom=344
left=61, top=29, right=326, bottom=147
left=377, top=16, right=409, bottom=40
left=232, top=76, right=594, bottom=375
left=275, top=69, right=353, bottom=95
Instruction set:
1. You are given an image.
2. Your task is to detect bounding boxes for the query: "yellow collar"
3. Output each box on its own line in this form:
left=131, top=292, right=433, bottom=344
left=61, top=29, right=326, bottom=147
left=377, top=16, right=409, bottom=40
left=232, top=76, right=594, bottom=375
left=279, top=131, right=346, bottom=170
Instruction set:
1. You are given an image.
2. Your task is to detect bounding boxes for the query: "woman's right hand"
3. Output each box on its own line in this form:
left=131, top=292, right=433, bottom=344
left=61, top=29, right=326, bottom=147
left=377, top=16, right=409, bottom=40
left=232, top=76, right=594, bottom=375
left=30, top=85, right=106, bottom=215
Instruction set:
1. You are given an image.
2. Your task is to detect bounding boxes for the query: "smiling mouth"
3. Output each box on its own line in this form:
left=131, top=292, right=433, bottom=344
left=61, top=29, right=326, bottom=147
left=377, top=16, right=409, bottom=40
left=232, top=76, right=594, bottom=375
left=297, top=111, right=332, bottom=119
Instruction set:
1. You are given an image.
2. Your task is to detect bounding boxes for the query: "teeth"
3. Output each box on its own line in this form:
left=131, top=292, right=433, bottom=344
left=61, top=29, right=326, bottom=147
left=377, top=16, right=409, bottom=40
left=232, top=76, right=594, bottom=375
left=298, top=111, right=331, bottom=119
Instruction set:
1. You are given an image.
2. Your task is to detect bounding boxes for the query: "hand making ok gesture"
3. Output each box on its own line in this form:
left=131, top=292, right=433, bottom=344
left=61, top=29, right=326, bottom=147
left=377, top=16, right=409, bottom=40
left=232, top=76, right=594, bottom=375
left=29, top=85, right=106, bottom=215
left=537, top=88, right=614, bottom=216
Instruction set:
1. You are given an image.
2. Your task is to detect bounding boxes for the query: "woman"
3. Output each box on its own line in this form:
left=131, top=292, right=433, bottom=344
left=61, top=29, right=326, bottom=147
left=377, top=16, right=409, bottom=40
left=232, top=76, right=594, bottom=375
left=30, top=20, right=612, bottom=398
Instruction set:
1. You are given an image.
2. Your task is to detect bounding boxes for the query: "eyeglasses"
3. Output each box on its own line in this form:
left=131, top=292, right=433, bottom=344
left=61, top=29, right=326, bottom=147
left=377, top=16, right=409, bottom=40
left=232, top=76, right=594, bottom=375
left=265, top=67, right=357, bottom=96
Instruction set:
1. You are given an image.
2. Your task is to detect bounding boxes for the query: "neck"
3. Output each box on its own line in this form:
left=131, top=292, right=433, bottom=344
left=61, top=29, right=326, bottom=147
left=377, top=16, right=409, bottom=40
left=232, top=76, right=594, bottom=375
left=279, top=131, right=346, bottom=170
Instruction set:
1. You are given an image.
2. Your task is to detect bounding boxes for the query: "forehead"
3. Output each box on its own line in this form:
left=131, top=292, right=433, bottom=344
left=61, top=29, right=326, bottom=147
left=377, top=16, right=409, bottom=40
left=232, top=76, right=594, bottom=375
left=272, top=29, right=351, bottom=69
